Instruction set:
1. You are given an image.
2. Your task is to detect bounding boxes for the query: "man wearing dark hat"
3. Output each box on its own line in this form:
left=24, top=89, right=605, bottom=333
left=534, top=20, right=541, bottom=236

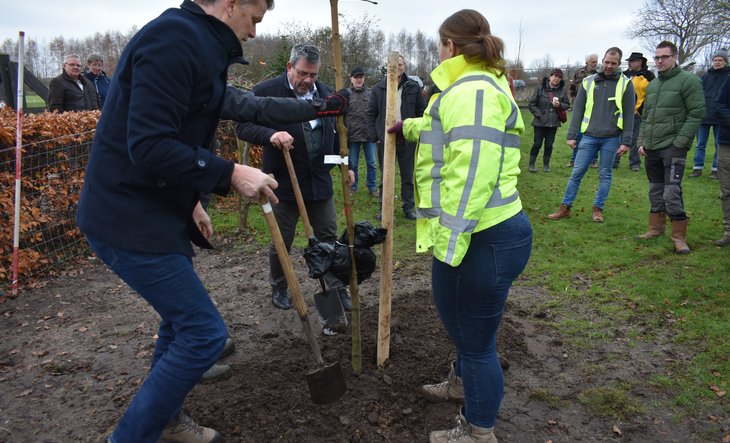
left=618, top=52, right=655, bottom=171
left=689, top=48, right=729, bottom=179
left=547, top=47, right=635, bottom=223
left=344, top=67, right=379, bottom=198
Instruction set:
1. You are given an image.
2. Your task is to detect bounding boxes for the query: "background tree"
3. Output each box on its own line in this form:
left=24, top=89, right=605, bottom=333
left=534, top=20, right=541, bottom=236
left=626, top=0, right=730, bottom=63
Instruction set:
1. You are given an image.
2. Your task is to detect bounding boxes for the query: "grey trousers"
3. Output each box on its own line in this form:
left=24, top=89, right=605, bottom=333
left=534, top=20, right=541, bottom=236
left=644, top=145, right=688, bottom=221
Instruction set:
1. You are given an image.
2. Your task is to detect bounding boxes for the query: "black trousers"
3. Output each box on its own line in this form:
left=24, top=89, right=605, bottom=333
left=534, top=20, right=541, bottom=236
left=530, top=126, right=557, bottom=160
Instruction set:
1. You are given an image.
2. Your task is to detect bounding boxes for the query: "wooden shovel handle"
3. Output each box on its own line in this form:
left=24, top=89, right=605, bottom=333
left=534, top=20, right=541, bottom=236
left=282, top=149, right=313, bottom=239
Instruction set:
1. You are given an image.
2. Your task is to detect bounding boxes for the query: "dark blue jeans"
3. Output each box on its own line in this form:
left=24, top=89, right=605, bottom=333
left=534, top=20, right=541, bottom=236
left=431, top=211, right=532, bottom=428
left=87, top=236, right=228, bottom=443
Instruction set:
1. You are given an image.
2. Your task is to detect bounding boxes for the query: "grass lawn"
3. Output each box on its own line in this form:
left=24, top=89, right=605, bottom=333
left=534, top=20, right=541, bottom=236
left=210, top=110, right=729, bottom=418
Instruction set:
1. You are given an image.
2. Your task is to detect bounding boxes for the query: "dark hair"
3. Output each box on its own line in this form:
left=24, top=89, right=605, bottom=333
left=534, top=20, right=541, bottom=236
left=289, top=44, right=320, bottom=65
left=656, top=40, right=678, bottom=56
left=438, top=9, right=505, bottom=76
left=604, top=47, right=622, bottom=60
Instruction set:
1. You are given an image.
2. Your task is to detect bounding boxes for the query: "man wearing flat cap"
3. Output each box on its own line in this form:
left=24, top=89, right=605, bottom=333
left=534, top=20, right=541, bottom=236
left=344, top=67, right=379, bottom=198
left=619, top=52, right=655, bottom=171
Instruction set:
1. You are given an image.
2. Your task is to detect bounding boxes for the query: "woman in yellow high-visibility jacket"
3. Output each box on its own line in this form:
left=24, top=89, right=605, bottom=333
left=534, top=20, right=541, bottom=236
left=394, top=9, right=533, bottom=442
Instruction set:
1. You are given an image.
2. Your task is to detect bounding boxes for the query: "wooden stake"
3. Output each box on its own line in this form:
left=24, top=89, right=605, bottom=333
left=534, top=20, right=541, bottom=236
left=329, top=0, right=362, bottom=374
left=376, top=51, right=399, bottom=368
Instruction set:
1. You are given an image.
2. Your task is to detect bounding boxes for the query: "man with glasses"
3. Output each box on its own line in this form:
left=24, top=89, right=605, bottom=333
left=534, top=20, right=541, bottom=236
left=48, top=54, right=100, bottom=112
left=236, top=44, right=353, bottom=312
left=636, top=40, right=705, bottom=254
left=83, top=54, right=111, bottom=108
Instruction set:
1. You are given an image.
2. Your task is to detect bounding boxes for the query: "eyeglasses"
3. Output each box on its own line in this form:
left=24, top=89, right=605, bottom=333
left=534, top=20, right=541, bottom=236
left=89, top=63, right=103, bottom=68
left=65, top=63, right=82, bottom=68
left=653, top=55, right=674, bottom=62
left=291, top=66, right=318, bottom=80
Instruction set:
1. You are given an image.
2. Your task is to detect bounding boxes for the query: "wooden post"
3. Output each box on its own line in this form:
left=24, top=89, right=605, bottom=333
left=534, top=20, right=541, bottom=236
left=236, top=138, right=251, bottom=232
left=376, top=51, right=399, bottom=368
left=329, top=0, right=362, bottom=373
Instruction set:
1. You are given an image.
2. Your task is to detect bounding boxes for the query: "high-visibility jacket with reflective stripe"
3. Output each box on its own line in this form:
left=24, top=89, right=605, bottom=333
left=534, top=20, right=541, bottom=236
left=403, top=55, right=524, bottom=267
left=580, top=73, right=629, bottom=133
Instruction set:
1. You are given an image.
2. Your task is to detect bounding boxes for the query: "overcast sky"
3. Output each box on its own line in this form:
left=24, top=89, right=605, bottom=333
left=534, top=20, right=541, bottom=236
left=1, top=0, right=646, bottom=67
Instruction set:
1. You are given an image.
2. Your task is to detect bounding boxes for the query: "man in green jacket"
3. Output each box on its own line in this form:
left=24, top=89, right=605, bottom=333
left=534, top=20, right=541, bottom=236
left=637, top=41, right=706, bottom=254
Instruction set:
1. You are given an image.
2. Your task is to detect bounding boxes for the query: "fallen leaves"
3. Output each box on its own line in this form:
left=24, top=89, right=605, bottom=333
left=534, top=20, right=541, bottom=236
left=709, top=384, right=727, bottom=397
left=612, top=424, right=622, bottom=435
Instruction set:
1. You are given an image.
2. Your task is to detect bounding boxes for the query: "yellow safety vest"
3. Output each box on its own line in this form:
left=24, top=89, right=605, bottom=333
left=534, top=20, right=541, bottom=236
left=580, top=73, right=629, bottom=133
left=402, top=56, right=524, bottom=266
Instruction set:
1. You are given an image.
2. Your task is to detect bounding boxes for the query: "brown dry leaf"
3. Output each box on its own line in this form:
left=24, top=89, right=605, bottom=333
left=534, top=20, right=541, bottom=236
left=723, top=434, right=730, bottom=443
left=32, top=350, right=49, bottom=357
left=78, top=326, right=88, bottom=332
left=547, top=419, right=557, bottom=425
left=612, top=424, right=622, bottom=435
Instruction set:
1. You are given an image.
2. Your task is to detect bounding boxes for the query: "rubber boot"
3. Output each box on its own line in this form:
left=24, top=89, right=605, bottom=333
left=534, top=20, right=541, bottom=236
left=528, top=155, right=537, bottom=173
left=670, top=219, right=690, bottom=254
left=543, top=155, right=551, bottom=172
left=546, top=204, right=570, bottom=220
left=429, top=407, right=498, bottom=443
left=635, top=212, right=666, bottom=240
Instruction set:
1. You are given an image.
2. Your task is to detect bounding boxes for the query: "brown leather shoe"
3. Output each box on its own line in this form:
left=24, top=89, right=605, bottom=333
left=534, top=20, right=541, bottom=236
left=547, top=204, right=570, bottom=220
left=591, top=206, right=603, bottom=222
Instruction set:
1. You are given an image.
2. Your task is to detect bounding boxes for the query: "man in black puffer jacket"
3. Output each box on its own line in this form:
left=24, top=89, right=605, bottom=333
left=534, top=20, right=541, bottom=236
left=367, top=54, right=427, bottom=220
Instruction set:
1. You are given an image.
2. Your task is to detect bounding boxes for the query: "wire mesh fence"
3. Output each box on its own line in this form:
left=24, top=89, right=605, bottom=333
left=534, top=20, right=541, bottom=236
left=1, top=133, right=93, bottom=295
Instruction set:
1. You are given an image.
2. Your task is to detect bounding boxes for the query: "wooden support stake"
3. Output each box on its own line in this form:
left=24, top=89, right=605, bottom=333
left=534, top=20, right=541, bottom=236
left=329, top=0, right=362, bottom=373
left=376, top=51, right=399, bottom=368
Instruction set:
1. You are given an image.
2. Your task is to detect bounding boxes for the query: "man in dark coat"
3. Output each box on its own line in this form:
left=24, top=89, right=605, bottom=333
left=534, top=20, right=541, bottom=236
left=689, top=48, right=730, bottom=178
left=344, top=67, right=379, bottom=197
left=714, top=73, right=730, bottom=245
left=76, top=1, right=346, bottom=441
left=367, top=54, right=427, bottom=220
left=83, top=53, right=111, bottom=108
left=236, top=44, right=353, bottom=311
left=47, top=54, right=100, bottom=112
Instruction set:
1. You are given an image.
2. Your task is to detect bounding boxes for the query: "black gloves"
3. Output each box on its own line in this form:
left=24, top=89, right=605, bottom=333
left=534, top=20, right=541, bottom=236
left=314, top=92, right=348, bottom=117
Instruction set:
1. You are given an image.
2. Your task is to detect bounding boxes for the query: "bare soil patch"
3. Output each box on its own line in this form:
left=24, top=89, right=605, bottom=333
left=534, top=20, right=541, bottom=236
left=0, top=234, right=724, bottom=442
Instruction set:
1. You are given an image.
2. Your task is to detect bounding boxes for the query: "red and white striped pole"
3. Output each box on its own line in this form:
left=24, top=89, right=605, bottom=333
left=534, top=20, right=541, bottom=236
left=11, top=31, right=25, bottom=296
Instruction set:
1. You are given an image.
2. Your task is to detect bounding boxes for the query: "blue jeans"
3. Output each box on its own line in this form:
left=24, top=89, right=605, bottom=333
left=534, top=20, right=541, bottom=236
left=562, top=134, right=620, bottom=209
left=349, top=141, right=378, bottom=192
left=87, top=236, right=228, bottom=443
left=693, top=124, right=719, bottom=170
left=570, top=132, right=598, bottom=164
left=431, top=212, right=532, bottom=428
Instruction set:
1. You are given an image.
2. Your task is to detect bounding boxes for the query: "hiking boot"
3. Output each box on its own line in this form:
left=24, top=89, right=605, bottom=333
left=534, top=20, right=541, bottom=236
left=161, top=412, right=222, bottom=443
left=199, top=364, right=231, bottom=384
left=272, top=287, right=293, bottom=310
left=631, top=165, right=640, bottom=172
left=338, top=287, right=352, bottom=311
left=590, top=162, right=598, bottom=169
left=636, top=212, right=666, bottom=240
left=369, top=189, right=379, bottom=198
left=713, top=234, right=730, bottom=246
left=429, top=408, right=497, bottom=443
left=591, top=206, right=604, bottom=223
left=670, top=219, right=690, bottom=254
left=404, top=208, right=417, bottom=220
left=219, top=337, right=235, bottom=359
left=421, top=360, right=464, bottom=403
left=689, top=169, right=702, bottom=177
left=546, top=204, right=570, bottom=220
left=565, top=161, right=574, bottom=168
left=710, top=170, right=718, bottom=179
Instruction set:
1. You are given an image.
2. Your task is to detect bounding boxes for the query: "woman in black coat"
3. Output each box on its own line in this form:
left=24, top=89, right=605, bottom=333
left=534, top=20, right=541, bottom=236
left=527, top=68, right=570, bottom=172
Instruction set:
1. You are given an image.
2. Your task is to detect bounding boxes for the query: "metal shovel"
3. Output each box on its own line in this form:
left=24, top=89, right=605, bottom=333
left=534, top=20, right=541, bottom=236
left=260, top=196, right=346, bottom=404
left=282, top=149, right=348, bottom=331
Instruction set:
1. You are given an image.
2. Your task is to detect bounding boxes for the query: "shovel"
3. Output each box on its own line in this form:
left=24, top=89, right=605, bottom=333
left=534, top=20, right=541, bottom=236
left=260, top=196, right=346, bottom=404
left=282, top=149, right=348, bottom=332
